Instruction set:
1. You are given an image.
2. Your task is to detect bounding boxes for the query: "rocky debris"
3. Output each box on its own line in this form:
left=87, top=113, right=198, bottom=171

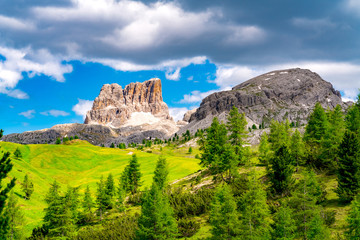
left=183, top=108, right=197, bottom=122
left=182, top=68, right=348, bottom=134
left=85, top=78, right=172, bottom=127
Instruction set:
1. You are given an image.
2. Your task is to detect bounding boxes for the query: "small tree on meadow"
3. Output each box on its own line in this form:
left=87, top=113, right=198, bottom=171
left=21, top=174, right=34, bottom=200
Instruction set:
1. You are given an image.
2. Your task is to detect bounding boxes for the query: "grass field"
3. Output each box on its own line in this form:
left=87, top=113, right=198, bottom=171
left=0, top=140, right=201, bottom=238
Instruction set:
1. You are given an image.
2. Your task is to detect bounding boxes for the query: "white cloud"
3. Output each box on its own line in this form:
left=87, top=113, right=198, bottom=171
left=345, top=0, right=360, bottom=16
left=187, top=76, right=194, bottom=81
left=72, top=99, right=93, bottom=119
left=292, top=18, right=336, bottom=30
left=179, top=89, right=218, bottom=103
left=169, top=107, right=190, bottom=121
left=0, top=15, right=35, bottom=30
left=40, top=110, right=70, bottom=117
left=225, top=26, right=266, bottom=45
left=19, top=110, right=35, bottom=119
left=214, top=65, right=261, bottom=88
left=165, top=68, right=181, bottom=81
left=0, top=46, right=72, bottom=99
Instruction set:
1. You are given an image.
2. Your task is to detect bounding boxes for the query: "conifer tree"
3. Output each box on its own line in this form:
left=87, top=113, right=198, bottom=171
left=21, top=174, right=34, bottom=200
left=153, top=156, right=169, bottom=191
left=96, top=176, right=111, bottom=220
left=290, top=129, right=305, bottom=170
left=272, top=204, right=296, bottom=240
left=239, top=173, right=272, bottom=239
left=306, top=211, right=330, bottom=240
left=117, top=183, right=126, bottom=212
left=268, top=120, right=291, bottom=151
left=337, top=131, right=360, bottom=202
left=65, top=186, right=80, bottom=224
left=259, top=132, right=271, bottom=166
left=346, top=196, right=360, bottom=239
left=304, top=102, right=328, bottom=143
left=199, top=117, right=237, bottom=181
left=82, top=185, right=94, bottom=222
left=3, top=191, right=24, bottom=240
left=346, top=94, right=360, bottom=137
left=105, top=173, right=115, bottom=200
left=0, top=132, right=16, bottom=237
left=226, top=106, right=248, bottom=164
left=13, top=148, right=22, bottom=159
left=126, top=154, right=142, bottom=194
left=209, top=184, right=240, bottom=239
left=137, top=157, right=177, bottom=240
left=268, top=145, right=294, bottom=196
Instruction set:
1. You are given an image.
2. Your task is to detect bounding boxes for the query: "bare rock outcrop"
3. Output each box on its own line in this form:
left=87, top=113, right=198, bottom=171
left=85, top=78, right=172, bottom=127
left=179, top=68, right=349, bottom=135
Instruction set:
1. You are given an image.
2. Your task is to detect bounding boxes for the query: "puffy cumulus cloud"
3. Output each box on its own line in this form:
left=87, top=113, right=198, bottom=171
left=0, top=46, right=72, bottom=99
left=214, top=66, right=261, bottom=89
left=40, top=110, right=70, bottom=117
left=72, top=99, right=93, bottom=119
left=179, top=89, right=218, bottom=103
left=169, top=107, right=190, bottom=121
left=19, top=110, right=35, bottom=119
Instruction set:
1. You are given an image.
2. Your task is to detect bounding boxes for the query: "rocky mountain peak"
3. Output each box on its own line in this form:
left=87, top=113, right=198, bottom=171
left=85, top=78, right=173, bottom=128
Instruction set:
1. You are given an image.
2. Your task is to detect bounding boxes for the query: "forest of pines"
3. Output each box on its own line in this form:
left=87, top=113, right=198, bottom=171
left=1, top=95, right=360, bottom=239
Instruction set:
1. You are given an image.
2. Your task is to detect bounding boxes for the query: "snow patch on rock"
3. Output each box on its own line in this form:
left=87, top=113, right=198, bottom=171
left=124, top=112, right=161, bottom=127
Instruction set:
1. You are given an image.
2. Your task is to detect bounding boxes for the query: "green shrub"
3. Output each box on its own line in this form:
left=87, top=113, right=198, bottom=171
left=178, top=218, right=200, bottom=238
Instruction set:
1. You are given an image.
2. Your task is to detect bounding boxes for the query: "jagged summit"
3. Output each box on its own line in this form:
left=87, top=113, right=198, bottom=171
left=180, top=68, right=348, bottom=135
left=85, top=78, right=172, bottom=127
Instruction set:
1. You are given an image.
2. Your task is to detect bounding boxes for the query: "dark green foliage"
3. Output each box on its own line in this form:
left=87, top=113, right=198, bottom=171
left=65, top=186, right=81, bottom=224
left=0, top=144, right=16, bottom=237
left=21, top=174, right=34, bottom=200
left=306, top=211, right=330, bottom=239
left=346, top=195, right=360, bottom=239
left=238, top=173, right=272, bottom=239
left=259, top=132, right=271, bottom=166
left=96, top=176, right=111, bottom=220
left=188, top=146, right=192, bottom=153
left=210, top=184, right=240, bottom=239
left=3, top=191, right=24, bottom=240
left=226, top=106, right=248, bottom=165
left=63, top=137, right=69, bottom=143
left=177, top=218, right=200, bottom=238
left=74, top=135, right=79, bottom=139
left=199, top=117, right=237, bottom=181
left=304, top=102, right=328, bottom=143
left=121, top=154, right=142, bottom=194
left=290, top=129, right=305, bottom=169
left=0, top=129, right=3, bottom=139
left=55, top=137, right=61, bottom=144
left=43, top=180, right=75, bottom=238
left=268, top=145, right=294, bottom=196
left=82, top=185, right=94, bottom=223
left=137, top=184, right=178, bottom=240
left=69, top=136, right=74, bottom=141
left=336, top=131, right=360, bottom=202
left=77, top=214, right=138, bottom=240
left=153, top=156, right=169, bottom=190
left=252, top=124, right=257, bottom=129
left=169, top=187, right=214, bottom=219
left=268, top=120, right=291, bottom=151
left=346, top=102, right=360, bottom=136
left=118, top=143, right=126, bottom=149
left=105, top=173, right=115, bottom=199
left=13, top=147, right=22, bottom=159
left=272, top=204, right=296, bottom=240
left=110, top=143, right=115, bottom=148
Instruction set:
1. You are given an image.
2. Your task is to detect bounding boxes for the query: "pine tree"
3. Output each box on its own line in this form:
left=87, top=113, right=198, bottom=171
left=337, top=131, right=360, bottom=202
left=306, top=211, right=330, bottom=240
left=137, top=153, right=177, bottom=239
left=199, top=117, right=237, bottom=181
left=96, top=176, right=111, bottom=220
left=346, top=196, right=360, bottom=239
left=272, top=204, right=296, bottom=240
left=188, top=146, right=192, bottom=154
left=127, top=154, right=142, bottom=194
left=153, top=156, right=169, bottom=191
left=226, top=106, right=248, bottom=164
left=239, top=173, right=272, bottom=239
left=346, top=102, right=360, bottom=136
left=64, top=186, right=80, bottom=224
left=304, top=102, right=328, bottom=143
left=13, top=148, right=22, bottom=159
left=117, top=183, right=126, bottom=213
left=259, top=132, right=271, bottom=166
left=82, top=185, right=94, bottom=222
left=209, top=184, right=240, bottom=239
left=0, top=138, right=16, bottom=237
left=3, top=191, right=24, bottom=240
left=21, top=174, right=34, bottom=200
left=268, top=120, right=291, bottom=151
left=268, top=145, right=294, bottom=196
left=290, top=129, right=305, bottom=170
left=105, top=173, right=115, bottom=200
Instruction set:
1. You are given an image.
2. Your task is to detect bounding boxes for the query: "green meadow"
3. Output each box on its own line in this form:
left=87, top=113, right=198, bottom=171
left=0, top=140, right=201, bottom=237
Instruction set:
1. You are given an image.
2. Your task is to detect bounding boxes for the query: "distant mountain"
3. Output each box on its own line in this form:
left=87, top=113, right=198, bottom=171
left=179, top=68, right=351, bottom=134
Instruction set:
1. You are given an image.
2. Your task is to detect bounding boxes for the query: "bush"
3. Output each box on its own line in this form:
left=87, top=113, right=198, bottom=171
left=74, top=135, right=79, bottom=139
left=178, top=218, right=200, bottom=238
left=55, top=138, right=61, bottom=144
left=323, top=210, right=336, bottom=226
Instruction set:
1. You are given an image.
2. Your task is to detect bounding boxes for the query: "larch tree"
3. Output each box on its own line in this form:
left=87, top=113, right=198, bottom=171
left=209, top=184, right=240, bottom=239
left=96, top=176, right=111, bottom=220
left=0, top=129, right=16, bottom=237
left=268, top=120, right=291, bottom=151
left=82, top=185, right=94, bottom=222
left=290, top=129, right=305, bottom=171
left=336, top=131, right=360, bottom=202
left=153, top=155, right=169, bottom=191
left=346, top=196, right=360, bottom=240
left=3, top=191, right=24, bottom=240
left=272, top=204, right=296, bottom=240
left=226, top=106, right=248, bottom=165
left=259, top=132, right=271, bottom=166
left=21, top=174, right=34, bottom=200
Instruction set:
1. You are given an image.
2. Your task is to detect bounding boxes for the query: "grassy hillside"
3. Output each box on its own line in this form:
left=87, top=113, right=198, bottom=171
left=0, top=140, right=201, bottom=237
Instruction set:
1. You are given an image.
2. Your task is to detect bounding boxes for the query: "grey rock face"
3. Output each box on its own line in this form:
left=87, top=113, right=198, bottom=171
left=182, top=68, right=348, bottom=134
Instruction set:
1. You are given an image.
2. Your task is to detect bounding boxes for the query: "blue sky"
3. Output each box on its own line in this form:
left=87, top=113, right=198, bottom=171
left=0, top=0, right=360, bottom=134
